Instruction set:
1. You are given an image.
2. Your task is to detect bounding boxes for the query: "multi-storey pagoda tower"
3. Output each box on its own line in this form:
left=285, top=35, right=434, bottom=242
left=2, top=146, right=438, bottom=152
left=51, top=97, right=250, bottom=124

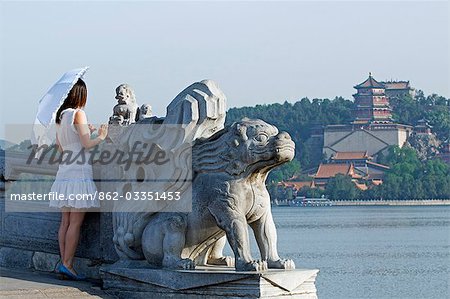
left=321, top=73, right=413, bottom=160
left=352, top=73, right=392, bottom=124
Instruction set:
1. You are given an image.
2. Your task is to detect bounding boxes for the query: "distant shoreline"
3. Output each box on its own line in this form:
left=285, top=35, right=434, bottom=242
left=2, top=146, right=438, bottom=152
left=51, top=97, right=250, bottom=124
left=330, top=199, right=450, bottom=206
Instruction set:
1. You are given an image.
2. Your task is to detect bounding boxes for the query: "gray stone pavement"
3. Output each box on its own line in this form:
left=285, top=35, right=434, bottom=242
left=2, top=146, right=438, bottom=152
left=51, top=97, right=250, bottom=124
left=0, top=267, right=115, bottom=298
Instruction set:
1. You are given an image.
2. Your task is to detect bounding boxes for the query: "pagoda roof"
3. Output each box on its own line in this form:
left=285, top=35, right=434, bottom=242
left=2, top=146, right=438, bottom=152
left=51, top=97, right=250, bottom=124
left=354, top=73, right=385, bottom=89
left=381, top=81, right=411, bottom=90
left=277, top=181, right=315, bottom=190
left=333, top=151, right=369, bottom=160
left=366, top=161, right=390, bottom=170
left=314, top=163, right=361, bottom=179
left=352, top=120, right=370, bottom=124
left=415, top=119, right=432, bottom=128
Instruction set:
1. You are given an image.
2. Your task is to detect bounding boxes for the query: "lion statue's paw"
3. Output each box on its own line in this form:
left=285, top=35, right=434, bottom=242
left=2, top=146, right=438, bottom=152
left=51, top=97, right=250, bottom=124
left=163, top=258, right=196, bottom=270
left=237, top=260, right=268, bottom=272
left=208, top=256, right=235, bottom=267
left=268, top=258, right=296, bottom=270
left=178, top=258, right=196, bottom=270
left=179, top=259, right=196, bottom=270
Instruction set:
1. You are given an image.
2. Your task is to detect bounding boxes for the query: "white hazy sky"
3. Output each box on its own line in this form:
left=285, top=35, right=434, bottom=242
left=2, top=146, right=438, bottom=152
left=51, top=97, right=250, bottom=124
left=0, top=1, right=449, bottom=140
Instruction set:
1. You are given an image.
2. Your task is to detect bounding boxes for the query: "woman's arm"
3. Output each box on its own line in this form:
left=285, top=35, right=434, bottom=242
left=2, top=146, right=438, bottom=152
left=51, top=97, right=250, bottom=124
left=55, top=133, right=63, bottom=152
left=74, top=110, right=108, bottom=149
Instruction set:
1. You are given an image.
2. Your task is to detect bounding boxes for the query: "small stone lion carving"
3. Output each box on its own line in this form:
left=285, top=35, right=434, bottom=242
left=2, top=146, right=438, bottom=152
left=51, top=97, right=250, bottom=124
left=140, top=118, right=296, bottom=271
left=138, top=104, right=152, bottom=120
left=109, top=84, right=139, bottom=126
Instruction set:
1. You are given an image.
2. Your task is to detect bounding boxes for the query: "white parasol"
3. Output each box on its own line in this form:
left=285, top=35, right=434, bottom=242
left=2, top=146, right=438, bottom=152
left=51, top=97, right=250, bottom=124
left=31, top=67, right=89, bottom=154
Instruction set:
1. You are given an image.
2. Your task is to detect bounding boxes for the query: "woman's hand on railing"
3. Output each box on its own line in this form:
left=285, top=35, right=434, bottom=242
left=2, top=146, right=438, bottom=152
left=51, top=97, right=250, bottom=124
left=88, top=124, right=97, bottom=134
left=98, top=124, right=108, bottom=140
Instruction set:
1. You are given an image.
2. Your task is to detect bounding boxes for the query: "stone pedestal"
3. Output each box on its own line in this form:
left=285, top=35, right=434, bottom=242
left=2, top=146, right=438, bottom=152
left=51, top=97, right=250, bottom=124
left=101, top=264, right=318, bottom=298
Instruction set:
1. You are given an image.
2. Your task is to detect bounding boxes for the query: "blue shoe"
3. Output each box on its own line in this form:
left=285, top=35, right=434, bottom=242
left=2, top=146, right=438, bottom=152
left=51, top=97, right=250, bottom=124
left=58, top=264, right=86, bottom=280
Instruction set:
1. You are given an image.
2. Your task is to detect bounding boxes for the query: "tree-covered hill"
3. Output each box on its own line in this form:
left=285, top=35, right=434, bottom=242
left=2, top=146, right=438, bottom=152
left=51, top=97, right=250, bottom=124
left=225, top=91, right=450, bottom=172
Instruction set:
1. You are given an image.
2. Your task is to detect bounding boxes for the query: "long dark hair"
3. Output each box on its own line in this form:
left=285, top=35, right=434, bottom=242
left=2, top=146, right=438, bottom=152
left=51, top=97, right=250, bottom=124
left=55, top=78, right=87, bottom=124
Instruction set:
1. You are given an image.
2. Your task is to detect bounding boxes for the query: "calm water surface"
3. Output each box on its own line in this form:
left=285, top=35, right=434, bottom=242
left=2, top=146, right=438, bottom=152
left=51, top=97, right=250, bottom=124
left=235, top=206, right=450, bottom=299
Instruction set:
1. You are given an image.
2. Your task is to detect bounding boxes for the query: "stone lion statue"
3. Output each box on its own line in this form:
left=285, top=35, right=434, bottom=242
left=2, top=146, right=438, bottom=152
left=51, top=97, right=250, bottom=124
left=109, top=80, right=295, bottom=272
left=138, top=104, right=152, bottom=120
left=141, top=118, right=296, bottom=271
left=109, top=84, right=139, bottom=125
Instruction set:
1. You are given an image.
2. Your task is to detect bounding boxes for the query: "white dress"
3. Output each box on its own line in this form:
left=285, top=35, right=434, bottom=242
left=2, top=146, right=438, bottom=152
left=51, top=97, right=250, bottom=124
left=49, top=108, right=100, bottom=209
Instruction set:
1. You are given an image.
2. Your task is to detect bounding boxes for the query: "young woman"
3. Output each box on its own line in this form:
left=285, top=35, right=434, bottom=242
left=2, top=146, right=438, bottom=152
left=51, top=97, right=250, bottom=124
left=49, top=78, right=108, bottom=280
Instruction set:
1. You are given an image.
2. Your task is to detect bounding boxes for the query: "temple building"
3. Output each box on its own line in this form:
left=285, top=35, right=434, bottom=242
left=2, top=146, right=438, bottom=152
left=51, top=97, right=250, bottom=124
left=413, top=119, right=432, bottom=135
left=381, top=80, right=415, bottom=98
left=313, top=151, right=389, bottom=189
left=322, top=73, right=413, bottom=160
left=352, top=73, right=392, bottom=124
left=313, top=163, right=363, bottom=189
left=277, top=151, right=389, bottom=195
left=328, top=151, right=389, bottom=182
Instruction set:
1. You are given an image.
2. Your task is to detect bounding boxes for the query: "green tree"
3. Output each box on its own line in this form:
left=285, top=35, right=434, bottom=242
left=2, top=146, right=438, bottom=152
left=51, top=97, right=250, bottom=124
left=325, top=174, right=359, bottom=200
left=268, top=159, right=301, bottom=183
left=298, top=186, right=324, bottom=198
left=378, top=145, right=450, bottom=200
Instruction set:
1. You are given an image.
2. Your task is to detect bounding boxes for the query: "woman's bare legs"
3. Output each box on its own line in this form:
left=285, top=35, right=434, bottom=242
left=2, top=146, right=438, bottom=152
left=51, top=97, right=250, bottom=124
left=58, top=208, right=71, bottom=262
left=62, top=209, right=86, bottom=271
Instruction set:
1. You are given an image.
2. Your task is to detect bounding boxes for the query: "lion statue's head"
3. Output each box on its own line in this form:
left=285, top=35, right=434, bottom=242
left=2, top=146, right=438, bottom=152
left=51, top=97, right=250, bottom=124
left=115, top=84, right=137, bottom=106
left=193, top=118, right=295, bottom=177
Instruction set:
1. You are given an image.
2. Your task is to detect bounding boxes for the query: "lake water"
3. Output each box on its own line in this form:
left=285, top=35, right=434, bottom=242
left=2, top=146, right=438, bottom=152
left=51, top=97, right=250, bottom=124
left=236, top=206, right=450, bottom=299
